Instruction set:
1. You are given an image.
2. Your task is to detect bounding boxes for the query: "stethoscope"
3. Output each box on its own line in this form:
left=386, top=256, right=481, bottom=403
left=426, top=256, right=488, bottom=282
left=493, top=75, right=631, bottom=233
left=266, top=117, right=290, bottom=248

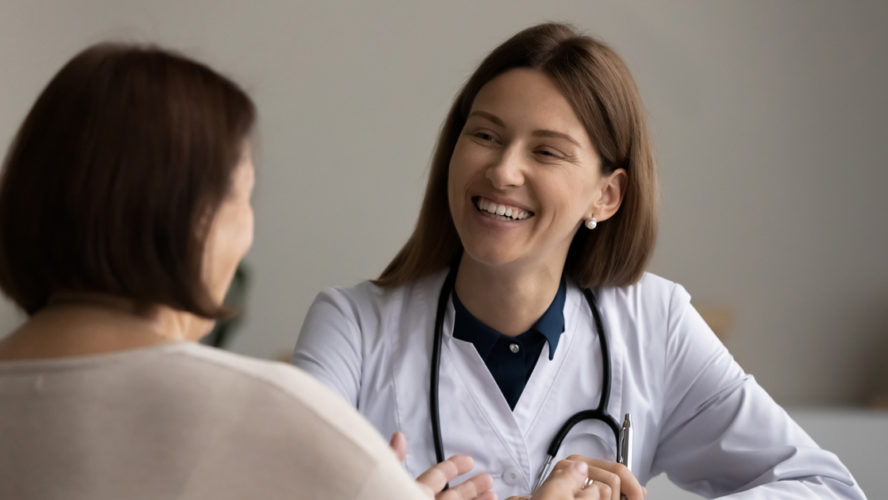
left=429, top=265, right=629, bottom=491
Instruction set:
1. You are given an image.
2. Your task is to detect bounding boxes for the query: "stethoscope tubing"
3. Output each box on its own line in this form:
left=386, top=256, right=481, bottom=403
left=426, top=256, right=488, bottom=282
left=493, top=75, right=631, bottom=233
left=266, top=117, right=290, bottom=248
left=546, top=288, right=621, bottom=456
left=430, top=266, right=621, bottom=477
left=429, top=265, right=456, bottom=468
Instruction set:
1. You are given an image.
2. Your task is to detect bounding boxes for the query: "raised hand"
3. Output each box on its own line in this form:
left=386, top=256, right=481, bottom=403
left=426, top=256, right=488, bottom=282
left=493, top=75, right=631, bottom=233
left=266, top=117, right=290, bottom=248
left=389, top=431, right=495, bottom=500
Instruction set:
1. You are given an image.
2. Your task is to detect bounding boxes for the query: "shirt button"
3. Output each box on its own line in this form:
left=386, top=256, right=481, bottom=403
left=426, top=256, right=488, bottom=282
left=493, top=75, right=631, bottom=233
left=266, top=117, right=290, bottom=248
left=509, top=343, right=520, bottom=354
left=502, top=467, right=521, bottom=485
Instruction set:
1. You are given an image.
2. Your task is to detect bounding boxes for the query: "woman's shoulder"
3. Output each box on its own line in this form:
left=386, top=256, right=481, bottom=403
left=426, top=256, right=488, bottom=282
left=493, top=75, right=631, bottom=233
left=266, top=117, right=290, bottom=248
left=599, top=272, right=686, bottom=302
left=171, top=343, right=354, bottom=402
left=588, top=272, right=693, bottom=327
left=172, top=343, right=396, bottom=453
left=311, top=269, right=449, bottom=317
left=163, top=344, right=421, bottom=497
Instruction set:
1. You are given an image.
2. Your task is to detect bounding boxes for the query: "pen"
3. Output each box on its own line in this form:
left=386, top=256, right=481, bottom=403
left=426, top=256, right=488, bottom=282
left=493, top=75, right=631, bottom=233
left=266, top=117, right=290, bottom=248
left=618, top=413, right=632, bottom=471
left=618, top=413, right=632, bottom=500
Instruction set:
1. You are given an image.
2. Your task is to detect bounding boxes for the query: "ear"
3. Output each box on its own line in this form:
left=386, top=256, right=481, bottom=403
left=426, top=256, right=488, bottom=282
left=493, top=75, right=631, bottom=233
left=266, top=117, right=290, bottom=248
left=587, top=168, right=627, bottom=222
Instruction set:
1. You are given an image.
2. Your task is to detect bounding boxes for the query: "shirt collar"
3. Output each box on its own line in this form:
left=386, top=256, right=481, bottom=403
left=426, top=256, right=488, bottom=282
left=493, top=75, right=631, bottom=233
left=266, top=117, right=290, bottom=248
left=451, top=293, right=502, bottom=359
left=535, top=278, right=567, bottom=359
left=452, top=277, right=567, bottom=360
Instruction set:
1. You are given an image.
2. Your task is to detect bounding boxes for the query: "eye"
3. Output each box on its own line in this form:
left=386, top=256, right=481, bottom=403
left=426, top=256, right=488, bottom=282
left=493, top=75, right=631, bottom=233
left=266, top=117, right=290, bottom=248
left=534, top=147, right=565, bottom=161
left=472, top=131, right=497, bottom=143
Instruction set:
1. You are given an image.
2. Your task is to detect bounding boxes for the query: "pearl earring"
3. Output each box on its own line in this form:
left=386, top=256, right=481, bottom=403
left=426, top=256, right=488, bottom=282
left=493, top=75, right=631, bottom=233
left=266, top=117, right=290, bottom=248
left=585, top=217, right=598, bottom=230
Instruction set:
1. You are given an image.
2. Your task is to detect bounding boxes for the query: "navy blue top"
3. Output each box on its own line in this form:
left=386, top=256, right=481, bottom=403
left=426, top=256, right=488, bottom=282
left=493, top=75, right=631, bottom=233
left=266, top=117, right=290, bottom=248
left=452, top=279, right=567, bottom=410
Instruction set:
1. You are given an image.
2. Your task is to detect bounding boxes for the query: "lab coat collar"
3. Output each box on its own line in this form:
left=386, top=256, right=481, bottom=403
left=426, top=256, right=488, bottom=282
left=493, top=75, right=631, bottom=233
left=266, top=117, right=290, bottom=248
left=452, top=277, right=566, bottom=360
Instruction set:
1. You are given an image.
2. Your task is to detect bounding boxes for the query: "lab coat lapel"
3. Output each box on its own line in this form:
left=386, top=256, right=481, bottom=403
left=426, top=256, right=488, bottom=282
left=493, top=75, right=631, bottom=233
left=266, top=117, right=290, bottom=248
left=511, top=314, right=573, bottom=433
left=442, top=301, right=532, bottom=477
left=603, top=289, right=626, bottom=453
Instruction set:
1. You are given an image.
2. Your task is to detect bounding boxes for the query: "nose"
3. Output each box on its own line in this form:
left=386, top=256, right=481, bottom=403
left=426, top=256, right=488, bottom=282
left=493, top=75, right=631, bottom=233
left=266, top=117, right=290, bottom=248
left=485, top=145, right=525, bottom=189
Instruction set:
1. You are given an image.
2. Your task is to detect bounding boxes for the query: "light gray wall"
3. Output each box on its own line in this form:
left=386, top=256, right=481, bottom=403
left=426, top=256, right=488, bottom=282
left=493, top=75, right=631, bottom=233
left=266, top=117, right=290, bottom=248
left=1, top=0, right=886, bottom=406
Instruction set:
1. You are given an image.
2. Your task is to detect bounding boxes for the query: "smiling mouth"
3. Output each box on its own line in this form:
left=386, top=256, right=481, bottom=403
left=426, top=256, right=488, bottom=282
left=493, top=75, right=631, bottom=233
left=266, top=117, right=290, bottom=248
left=473, top=196, right=533, bottom=221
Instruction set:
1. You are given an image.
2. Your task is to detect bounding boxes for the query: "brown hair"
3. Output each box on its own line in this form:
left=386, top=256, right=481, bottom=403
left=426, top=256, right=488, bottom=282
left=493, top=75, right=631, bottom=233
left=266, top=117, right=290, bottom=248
left=0, top=42, right=255, bottom=317
left=376, top=23, right=658, bottom=288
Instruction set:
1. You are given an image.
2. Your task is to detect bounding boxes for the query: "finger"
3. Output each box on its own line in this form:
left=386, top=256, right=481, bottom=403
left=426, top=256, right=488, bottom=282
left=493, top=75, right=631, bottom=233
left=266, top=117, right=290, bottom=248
left=551, top=459, right=589, bottom=490
left=577, top=481, right=612, bottom=499
left=584, top=468, right=620, bottom=500
left=532, top=459, right=588, bottom=499
left=388, top=432, right=407, bottom=463
left=416, top=455, right=475, bottom=493
left=437, top=472, right=493, bottom=500
left=565, top=456, right=644, bottom=500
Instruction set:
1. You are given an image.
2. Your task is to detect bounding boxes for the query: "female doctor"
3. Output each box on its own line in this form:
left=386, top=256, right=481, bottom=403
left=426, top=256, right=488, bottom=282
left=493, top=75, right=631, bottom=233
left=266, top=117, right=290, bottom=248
left=293, top=23, right=864, bottom=499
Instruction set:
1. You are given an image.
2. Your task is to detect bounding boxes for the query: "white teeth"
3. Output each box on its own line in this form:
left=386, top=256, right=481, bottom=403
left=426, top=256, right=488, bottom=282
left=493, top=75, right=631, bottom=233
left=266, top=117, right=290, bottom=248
left=475, top=198, right=530, bottom=220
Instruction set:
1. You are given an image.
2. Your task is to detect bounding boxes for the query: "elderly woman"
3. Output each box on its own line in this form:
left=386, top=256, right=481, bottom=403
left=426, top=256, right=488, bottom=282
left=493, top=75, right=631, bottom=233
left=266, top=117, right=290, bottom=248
left=293, top=23, right=864, bottom=499
left=0, top=43, right=523, bottom=500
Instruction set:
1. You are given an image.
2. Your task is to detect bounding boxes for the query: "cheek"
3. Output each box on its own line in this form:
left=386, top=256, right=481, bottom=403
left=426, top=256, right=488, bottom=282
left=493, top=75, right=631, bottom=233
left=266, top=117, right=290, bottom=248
left=240, top=208, right=254, bottom=255
left=206, top=205, right=253, bottom=268
left=447, top=152, right=465, bottom=210
left=561, top=169, right=601, bottom=203
left=223, top=205, right=253, bottom=264
left=448, top=141, right=486, bottom=195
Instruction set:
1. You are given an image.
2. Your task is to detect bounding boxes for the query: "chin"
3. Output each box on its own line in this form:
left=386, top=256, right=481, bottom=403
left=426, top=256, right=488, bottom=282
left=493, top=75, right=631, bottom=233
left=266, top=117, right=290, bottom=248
left=462, top=245, right=522, bottom=269
left=191, top=317, right=218, bottom=342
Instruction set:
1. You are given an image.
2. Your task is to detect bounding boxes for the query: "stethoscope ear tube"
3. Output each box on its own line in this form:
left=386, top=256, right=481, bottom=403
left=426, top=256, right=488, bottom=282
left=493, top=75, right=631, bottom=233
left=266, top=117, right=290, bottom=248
left=429, top=266, right=458, bottom=486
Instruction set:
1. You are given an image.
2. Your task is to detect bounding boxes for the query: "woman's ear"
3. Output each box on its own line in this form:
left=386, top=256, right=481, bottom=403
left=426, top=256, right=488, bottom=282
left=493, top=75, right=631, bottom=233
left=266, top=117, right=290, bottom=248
left=587, top=168, right=627, bottom=222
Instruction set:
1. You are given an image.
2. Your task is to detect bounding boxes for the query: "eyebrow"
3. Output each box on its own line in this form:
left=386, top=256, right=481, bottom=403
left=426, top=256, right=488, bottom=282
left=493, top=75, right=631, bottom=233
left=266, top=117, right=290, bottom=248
left=467, top=110, right=582, bottom=147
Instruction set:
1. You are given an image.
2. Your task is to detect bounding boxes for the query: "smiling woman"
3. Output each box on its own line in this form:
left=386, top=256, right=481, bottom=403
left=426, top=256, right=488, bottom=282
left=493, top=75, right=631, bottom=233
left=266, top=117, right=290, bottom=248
left=447, top=68, right=629, bottom=335
left=293, top=22, right=865, bottom=499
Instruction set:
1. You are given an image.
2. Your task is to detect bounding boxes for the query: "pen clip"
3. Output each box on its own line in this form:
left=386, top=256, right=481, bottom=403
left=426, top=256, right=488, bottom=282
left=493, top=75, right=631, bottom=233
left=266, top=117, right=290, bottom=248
left=618, top=413, right=632, bottom=470
left=533, top=455, right=554, bottom=492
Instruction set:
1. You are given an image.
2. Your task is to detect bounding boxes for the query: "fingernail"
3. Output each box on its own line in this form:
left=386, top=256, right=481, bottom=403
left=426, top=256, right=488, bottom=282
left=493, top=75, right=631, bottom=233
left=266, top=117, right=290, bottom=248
left=573, top=461, right=588, bottom=475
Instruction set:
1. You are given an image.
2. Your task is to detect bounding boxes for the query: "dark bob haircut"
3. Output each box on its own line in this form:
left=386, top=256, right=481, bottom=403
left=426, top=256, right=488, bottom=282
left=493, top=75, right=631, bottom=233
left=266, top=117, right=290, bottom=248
left=376, top=23, right=658, bottom=289
left=0, top=42, right=255, bottom=317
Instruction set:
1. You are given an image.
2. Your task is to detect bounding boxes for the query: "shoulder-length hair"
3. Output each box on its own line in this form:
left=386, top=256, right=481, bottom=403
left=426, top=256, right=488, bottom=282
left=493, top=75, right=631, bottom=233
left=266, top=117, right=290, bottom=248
left=376, top=23, right=658, bottom=289
left=0, top=42, right=255, bottom=317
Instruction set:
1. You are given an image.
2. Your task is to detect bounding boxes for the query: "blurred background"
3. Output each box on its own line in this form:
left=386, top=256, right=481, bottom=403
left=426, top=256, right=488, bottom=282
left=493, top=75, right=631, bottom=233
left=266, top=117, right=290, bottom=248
left=1, top=0, right=885, bottom=495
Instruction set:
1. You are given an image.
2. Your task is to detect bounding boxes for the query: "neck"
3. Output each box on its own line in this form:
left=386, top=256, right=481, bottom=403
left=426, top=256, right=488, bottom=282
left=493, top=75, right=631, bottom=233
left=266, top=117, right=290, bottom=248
left=454, top=257, right=563, bottom=337
left=0, top=293, right=211, bottom=361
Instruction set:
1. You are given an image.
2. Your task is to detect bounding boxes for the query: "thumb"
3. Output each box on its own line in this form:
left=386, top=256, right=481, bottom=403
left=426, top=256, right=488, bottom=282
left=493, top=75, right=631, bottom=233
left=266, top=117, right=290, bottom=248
left=389, top=431, right=407, bottom=463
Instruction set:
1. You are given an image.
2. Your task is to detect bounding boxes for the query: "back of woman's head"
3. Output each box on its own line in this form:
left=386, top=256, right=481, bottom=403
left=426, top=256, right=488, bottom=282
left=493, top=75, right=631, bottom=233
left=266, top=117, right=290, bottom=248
left=0, top=42, right=256, bottom=317
left=378, top=22, right=657, bottom=288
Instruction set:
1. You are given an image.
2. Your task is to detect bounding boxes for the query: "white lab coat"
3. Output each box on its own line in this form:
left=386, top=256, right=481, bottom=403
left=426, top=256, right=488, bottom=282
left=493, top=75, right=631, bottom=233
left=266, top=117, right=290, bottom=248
left=293, top=270, right=864, bottom=499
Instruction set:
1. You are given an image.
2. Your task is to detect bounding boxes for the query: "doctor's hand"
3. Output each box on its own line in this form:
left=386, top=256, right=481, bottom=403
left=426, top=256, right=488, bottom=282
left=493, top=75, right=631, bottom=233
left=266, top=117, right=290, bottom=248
left=558, top=455, right=645, bottom=500
left=506, top=457, right=645, bottom=500
left=389, top=432, right=496, bottom=500
left=506, top=458, right=589, bottom=499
